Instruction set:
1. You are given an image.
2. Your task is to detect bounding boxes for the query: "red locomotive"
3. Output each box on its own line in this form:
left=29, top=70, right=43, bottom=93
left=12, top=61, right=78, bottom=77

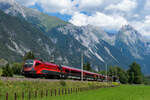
left=22, top=59, right=111, bottom=81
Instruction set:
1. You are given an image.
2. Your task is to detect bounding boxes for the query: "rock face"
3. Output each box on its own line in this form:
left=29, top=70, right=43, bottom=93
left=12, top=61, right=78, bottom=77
left=0, top=10, right=62, bottom=63
left=48, top=24, right=130, bottom=69
left=0, top=0, right=67, bottom=31
left=0, top=0, right=150, bottom=74
left=115, top=25, right=150, bottom=74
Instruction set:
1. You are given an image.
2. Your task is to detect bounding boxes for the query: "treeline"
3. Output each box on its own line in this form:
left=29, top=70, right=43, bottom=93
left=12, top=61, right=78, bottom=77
left=1, top=51, right=35, bottom=77
left=0, top=51, right=150, bottom=85
left=83, top=61, right=149, bottom=85
left=101, top=62, right=150, bottom=85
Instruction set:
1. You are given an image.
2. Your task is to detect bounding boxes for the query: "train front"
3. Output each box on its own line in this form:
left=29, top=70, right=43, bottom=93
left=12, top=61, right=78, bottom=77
left=22, top=60, right=36, bottom=77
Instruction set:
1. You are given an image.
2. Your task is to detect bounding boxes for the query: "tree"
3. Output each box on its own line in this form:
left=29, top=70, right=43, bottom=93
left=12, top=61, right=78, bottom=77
left=118, top=69, right=128, bottom=84
left=11, top=62, right=23, bottom=75
left=108, top=66, right=128, bottom=84
left=23, top=51, right=35, bottom=61
left=128, top=62, right=143, bottom=84
left=83, top=62, right=92, bottom=71
left=1, top=64, right=13, bottom=77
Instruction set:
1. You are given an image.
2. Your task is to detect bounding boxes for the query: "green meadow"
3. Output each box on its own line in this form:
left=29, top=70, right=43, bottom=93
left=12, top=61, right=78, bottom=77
left=1, top=77, right=149, bottom=100
left=34, top=85, right=150, bottom=100
left=0, top=78, right=117, bottom=100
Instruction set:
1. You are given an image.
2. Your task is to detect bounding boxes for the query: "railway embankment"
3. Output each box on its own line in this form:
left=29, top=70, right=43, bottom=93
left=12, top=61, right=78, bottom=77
left=0, top=77, right=119, bottom=100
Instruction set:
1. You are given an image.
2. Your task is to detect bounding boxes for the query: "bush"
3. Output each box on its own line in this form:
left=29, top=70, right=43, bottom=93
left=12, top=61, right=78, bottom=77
left=23, top=51, right=35, bottom=61
left=128, top=62, right=143, bottom=84
left=59, top=80, right=66, bottom=87
left=11, top=62, right=23, bottom=75
left=1, top=64, right=13, bottom=77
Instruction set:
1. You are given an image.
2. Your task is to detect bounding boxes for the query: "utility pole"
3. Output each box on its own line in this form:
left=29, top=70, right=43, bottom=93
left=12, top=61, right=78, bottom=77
left=81, top=53, right=83, bottom=81
left=50, top=54, right=55, bottom=63
left=105, top=63, right=107, bottom=81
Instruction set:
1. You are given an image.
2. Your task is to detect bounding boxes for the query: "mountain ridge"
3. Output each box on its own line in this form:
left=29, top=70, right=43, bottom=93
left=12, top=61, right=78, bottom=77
left=0, top=0, right=150, bottom=74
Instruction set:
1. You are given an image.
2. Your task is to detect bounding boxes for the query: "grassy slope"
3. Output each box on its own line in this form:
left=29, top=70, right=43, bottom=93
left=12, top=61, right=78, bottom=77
left=0, top=78, right=116, bottom=100
left=39, top=14, right=68, bottom=31
left=0, top=69, right=2, bottom=76
left=35, top=85, right=150, bottom=100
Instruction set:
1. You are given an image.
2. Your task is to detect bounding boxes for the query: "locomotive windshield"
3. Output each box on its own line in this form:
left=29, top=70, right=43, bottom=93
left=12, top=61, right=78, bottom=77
left=24, top=60, right=34, bottom=68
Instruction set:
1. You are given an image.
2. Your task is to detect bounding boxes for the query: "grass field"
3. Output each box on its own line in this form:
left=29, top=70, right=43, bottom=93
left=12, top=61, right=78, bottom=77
left=0, top=68, right=2, bottom=76
left=34, top=85, right=150, bottom=100
left=0, top=77, right=117, bottom=100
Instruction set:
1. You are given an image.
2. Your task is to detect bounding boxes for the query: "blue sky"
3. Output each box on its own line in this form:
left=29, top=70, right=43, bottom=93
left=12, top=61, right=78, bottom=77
left=16, top=0, right=150, bottom=36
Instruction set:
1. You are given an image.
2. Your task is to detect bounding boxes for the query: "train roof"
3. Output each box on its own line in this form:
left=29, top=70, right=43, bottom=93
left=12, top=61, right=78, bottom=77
left=33, top=60, right=104, bottom=76
left=62, top=65, right=101, bottom=76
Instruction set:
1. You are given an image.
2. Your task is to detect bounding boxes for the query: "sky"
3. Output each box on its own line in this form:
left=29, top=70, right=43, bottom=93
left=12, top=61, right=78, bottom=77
left=16, top=0, right=150, bottom=36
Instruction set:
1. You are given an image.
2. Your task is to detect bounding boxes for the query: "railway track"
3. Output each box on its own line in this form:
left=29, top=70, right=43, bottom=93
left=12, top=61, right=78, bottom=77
left=0, top=77, right=64, bottom=82
left=0, top=76, right=88, bottom=82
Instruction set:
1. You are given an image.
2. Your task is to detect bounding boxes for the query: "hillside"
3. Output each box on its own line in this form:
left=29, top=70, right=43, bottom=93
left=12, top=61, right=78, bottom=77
left=0, top=0, right=150, bottom=74
left=0, top=0, right=67, bottom=31
left=0, top=10, right=61, bottom=62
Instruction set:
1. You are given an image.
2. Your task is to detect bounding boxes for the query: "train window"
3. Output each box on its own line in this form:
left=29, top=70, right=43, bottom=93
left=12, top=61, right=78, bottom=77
left=65, top=69, right=70, bottom=73
left=35, top=62, right=41, bottom=66
left=24, top=60, right=34, bottom=68
left=71, top=70, right=81, bottom=75
left=85, top=74, right=94, bottom=77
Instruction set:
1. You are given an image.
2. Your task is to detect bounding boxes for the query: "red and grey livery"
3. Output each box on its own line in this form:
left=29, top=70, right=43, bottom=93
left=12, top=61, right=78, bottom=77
left=22, top=59, right=111, bottom=81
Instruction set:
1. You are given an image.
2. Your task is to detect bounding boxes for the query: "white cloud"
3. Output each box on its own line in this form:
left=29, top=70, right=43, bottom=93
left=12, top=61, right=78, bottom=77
left=144, top=0, right=150, bottom=11
left=105, top=0, right=137, bottom=12
left=131, top=15, right=150, bottom=36
left=69, top=12, right=88, bottom=26
left=78, top=0, right=103, bottom=9
left=15, top=0, right=150, bottom=36
left=38, top=0, right=75, bottom=15
left=16, top=0, right=38, bottom=6
left=69, top=12, right=128, bottom=31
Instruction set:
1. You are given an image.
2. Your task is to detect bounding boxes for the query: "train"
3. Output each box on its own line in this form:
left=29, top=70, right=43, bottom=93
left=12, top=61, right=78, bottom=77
left=22, top=59, right=112, bottom=81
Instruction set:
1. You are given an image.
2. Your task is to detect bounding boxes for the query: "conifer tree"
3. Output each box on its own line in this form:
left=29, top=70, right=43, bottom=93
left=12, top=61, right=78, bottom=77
left=23, top=51, right=35, bottom=61
left=2, top=64, right=13, bottom=77
left=128, top=62, right=143, bottom=84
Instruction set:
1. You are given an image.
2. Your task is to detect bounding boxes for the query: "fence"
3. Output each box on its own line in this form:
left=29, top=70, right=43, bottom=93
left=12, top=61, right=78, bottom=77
left=1, top=86, right=109, bottom=100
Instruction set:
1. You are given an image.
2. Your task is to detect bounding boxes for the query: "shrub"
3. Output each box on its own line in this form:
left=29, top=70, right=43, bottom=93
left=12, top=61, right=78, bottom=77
left=1, top=64, right=13, bottom=77
left=59, top=80, right=66, bottom=87
left=11, top=62, right=23, bottom=75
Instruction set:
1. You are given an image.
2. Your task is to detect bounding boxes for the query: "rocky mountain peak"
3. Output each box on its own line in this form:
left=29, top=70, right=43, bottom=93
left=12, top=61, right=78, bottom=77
left=0, top=0, right=27, bottom=18
left=121, top=25, right=134, bottom=31
left=0, top=0, right=15, bottom=4
left=119, top=25, right=142, bottom=37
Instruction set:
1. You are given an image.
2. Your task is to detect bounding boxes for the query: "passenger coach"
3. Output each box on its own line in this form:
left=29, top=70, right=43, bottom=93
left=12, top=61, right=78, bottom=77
left=22, top=59, right=111, bottom=81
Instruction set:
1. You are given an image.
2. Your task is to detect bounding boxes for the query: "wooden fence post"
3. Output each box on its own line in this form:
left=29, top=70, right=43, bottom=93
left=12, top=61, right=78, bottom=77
left=34, top=91, right=37, bottom=98
left=46, top=90, right=48, bottom=97
left=62, top=88, right=64, bottom=95
left=55, top=89, right=57, bottom=96
left=6, top=93, right=8, bottom=100
left=41, top=90, right=43, bottom=98
left=29, top=91, right=31, bottom=100
left=58, top=88, right=60, bottom=96
left=14, top=93, right=17, bottom=100
left=65, top=88, right=67, bottom=95
left=68, top=88, right=70, bottom=94
left=22, top=92, right=24, bottom=100
left=50, top=89, right=53, bottom=96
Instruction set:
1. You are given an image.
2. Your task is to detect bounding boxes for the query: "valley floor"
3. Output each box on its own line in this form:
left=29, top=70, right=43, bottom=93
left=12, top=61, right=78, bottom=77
left=35, top=85, right=150, bottom=100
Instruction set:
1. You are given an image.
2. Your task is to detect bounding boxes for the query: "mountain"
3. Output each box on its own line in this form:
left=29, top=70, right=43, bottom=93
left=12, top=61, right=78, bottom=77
left=115, top=25, right=150, bottom=74
left=0, top=10, right=63, bottom=62
left=48, top=24, right=130, bottom=69
left=115, top=25, right=149, bottom=59
left=0, top=0, right=67, bottom=31
left=0, top=0, right=150, bottom=74
left=0, top=0, right=124, bottom=68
